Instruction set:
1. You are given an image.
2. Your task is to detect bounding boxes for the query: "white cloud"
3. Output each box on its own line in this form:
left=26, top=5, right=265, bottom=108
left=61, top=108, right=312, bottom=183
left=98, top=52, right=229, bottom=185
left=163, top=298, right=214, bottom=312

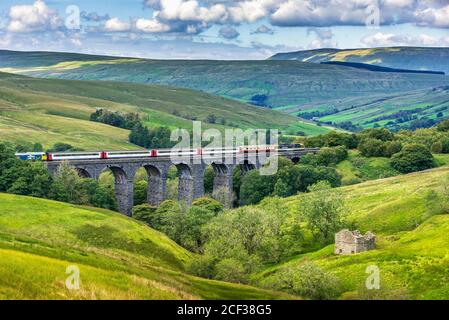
left=135, top=18, right=171, bottom=33
left=142, top=0, right=449, bottom=30
left=104, top=17, right=131, bottom=32
left=416, top=4, right=449, bottom=28
left=361, top=32, right=449, bottom=47
left=7, top=0, right=61, bottom=33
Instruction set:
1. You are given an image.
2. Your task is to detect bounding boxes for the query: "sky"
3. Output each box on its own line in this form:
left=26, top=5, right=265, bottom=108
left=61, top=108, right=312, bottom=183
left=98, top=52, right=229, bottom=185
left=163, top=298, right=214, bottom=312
left=0, top=0, right=448, bottom=60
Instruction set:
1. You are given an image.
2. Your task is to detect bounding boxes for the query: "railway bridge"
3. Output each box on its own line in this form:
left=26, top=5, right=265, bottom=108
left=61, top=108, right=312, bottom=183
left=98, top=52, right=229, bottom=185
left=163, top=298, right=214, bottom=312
left=46, top=148, right=319, bottom=216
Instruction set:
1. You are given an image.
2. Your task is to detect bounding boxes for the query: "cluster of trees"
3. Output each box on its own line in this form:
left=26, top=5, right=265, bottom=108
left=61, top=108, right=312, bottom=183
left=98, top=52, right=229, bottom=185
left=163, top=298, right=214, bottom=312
left=303, top=127, right=442, bottom=174
left=90, top=109, right=141, bottom=130
left=0, top=142, right=117, bottom=210
left=14, top=142, right=82, bottom=153
left=238, top=157, right=341, bottom=205
left=129, top=123, right=174, bottom=149
left=133, top=197, right=224, bottom=253
left=187, top=182, right=346, bottom=288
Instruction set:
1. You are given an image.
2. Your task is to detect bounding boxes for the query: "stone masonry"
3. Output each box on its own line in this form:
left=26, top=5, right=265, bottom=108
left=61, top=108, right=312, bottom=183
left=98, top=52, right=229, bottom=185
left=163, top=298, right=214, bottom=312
left=46, top=148, right=319, bottom=216
left=335, top=229, right=376, bottom=255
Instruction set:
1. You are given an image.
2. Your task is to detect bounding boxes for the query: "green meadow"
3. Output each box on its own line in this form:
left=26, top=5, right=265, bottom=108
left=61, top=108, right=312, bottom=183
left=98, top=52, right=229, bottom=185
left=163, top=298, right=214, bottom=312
left=256, top=165, right=449, bottom=299
left=0, top=193, right=293, bottom=300
left=0, top=71, right=328, bottom=150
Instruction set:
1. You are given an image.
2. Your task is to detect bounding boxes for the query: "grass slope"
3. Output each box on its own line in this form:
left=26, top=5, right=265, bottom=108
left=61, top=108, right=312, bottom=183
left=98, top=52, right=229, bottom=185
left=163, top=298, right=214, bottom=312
left=1, top=50, right=448, bottom=110
left=0, top=193, right=292, bottom=300
left=0, top=71, right=328, bottom=150
left=259, top=166, right=449, bottom=299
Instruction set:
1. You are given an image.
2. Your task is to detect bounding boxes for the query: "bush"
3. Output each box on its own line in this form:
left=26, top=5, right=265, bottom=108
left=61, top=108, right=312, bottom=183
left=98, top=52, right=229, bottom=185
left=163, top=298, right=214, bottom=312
left=262, top=262, right=342, bottom=300
left=192, top=197, right=224, bottom=214
left=437, top=120, right=449, bottom=132
left=358, top=128, right=394, bottom=142
left=300, top=146, right=348, bottom=166
left=391, top=144, right=435, bottom=174
left=132, top=204, right=157, bottom=225
left=215, top=258, right=248, bottom=283
left=239, top=171, right=276, bottom=205
left=358, top=138, right=386, bottom=157
left=384, top=141, right=402, bottom=157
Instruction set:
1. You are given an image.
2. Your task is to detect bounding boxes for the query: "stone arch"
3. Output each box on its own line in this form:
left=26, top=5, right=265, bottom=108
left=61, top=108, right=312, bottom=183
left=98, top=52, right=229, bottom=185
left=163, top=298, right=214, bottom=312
left=101, top=165, right=134, bottom=216
left=291, top=157, right=300, bottom=164
left=238, top=159, right=257, bottom=174
left=75, top=167, right=92, bottom=179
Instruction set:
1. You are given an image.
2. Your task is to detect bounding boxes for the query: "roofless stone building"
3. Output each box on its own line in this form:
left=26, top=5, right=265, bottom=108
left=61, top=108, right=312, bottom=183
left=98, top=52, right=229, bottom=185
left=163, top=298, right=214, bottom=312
left=335, top=229, right=376, bottom=255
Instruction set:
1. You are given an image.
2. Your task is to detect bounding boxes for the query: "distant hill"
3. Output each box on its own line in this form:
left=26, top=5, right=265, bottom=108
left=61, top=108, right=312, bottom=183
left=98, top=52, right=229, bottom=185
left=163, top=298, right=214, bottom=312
left=1, top=50, right=449, bottom=111
left=270, top=47, right=449, bottom=74
left=290, top=86, right=449, bottom=131
left=0, top=71, right=328, bottom=150
left=0, top=193, right=293, bottom=300
left=321, top=61, right=445, bottom=75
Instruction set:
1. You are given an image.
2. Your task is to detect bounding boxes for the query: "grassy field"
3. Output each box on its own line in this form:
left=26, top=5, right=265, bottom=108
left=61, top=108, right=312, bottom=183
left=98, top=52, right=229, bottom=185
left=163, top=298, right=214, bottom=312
left=287, top=87, right=449, bottom=131
left=0, top=193, right=293, bottom=300
left=0, top=71, right=329, bottom=150
left=336, top=150, right=400, bottom=185
left=1, top=50, right=448, bottom=110
left=256, top=165, right=449, bottom=299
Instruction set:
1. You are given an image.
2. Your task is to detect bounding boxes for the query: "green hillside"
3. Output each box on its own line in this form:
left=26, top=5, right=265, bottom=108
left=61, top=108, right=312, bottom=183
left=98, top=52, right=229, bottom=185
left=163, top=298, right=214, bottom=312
left=1, top=50, right=448, bottom=110
left=256, top=165, right=449, bottom=299
left=0, top=193, right=292, bottom=300
left=270, top=47, right=449, bottom=74
left=288, top=86, right=449, bottom=131
left=0, top=71, right=328, bottom=150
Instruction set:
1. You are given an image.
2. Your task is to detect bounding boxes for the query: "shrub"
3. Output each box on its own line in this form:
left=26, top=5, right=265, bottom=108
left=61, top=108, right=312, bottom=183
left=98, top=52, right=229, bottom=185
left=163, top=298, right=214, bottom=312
left=437, top=120, right=449, bottom=132
left=132, top=204, right=157, bottom=225
left=358, top=138, right=386, bottom=157
left=384, top=141, right=402, bottom=157
left=192, top=197, right=224, bottom=214
left=215, top=258, right=248, bottom=283
left=391, top=144, right=435, bottom=174
left=262, top=262, right=342, bottom=300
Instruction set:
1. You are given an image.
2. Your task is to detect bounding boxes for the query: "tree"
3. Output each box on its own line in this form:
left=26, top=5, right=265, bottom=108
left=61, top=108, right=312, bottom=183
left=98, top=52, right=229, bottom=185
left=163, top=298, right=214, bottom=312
left=358, top=138, right=386, bottom=157
left=80, top=179, right=117, bottom=210
left=181, top=206, right=216, bottom=252
left=49, top=162, right=88, bottom=204
left=262, top=262, right=342, bottom=300
left=192, top=197, right=224, bottom=215
left=203, top=166, right=215, bottom=194
left=390, top=144, right=435, bottom=174
left=300, top=181, right=346, bottom=242
left=7, top=162, right=52, bottom=198
left=153, top=200, right=186, bottom=243
left=132, top=204, right=158, bottom=225
left=239, top=170, right=276, bottom=205
left=134, top=180, right=148, bottom=205
left=206, top=114, right=217, bottom=124
left=384, top=141, right=402, bottom=157
left=50, top=143, right=80, bottom=152
left=437, top=120, right=449, bottom=132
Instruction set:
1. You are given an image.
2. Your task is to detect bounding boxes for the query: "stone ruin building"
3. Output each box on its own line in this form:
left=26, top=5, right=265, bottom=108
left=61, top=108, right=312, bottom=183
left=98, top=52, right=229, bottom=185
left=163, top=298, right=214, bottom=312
left=335, top=229, right=376, bottom=255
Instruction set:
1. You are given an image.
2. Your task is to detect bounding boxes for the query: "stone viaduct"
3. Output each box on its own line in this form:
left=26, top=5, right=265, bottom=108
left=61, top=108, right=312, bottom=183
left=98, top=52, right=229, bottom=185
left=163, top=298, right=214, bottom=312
left=46, top=149, right=319, bottom=216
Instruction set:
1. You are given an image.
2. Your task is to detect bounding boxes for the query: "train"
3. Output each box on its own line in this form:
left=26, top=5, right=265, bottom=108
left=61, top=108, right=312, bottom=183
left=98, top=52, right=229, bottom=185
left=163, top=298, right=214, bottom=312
left=15, top=144, right=305, bottom=162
